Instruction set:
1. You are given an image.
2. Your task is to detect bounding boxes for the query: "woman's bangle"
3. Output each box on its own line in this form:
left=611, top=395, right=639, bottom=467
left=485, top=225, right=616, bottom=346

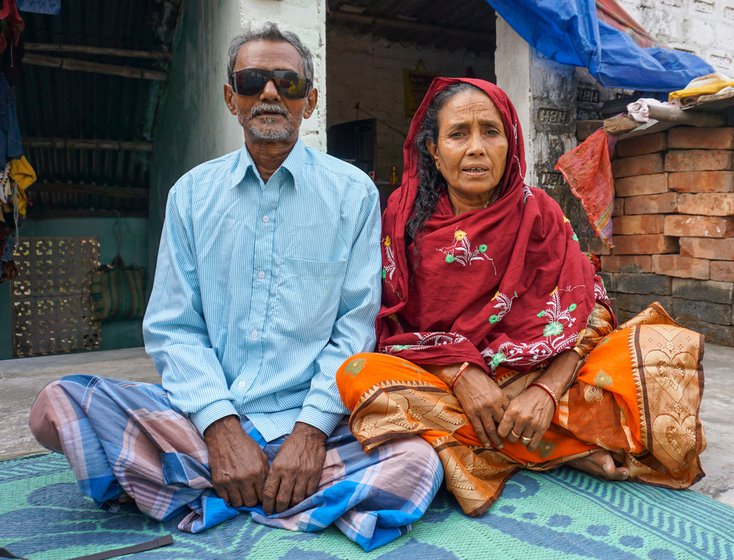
left=528, top=381, right=559, bottom=411
left=449, top=361, right=471, bottom=388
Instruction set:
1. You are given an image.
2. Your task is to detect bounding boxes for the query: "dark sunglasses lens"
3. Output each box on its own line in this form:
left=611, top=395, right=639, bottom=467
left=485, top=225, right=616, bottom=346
left=232, top=69, right=309, bottom=98
left=273, top=71, right=309, bottom=98
left=233, top=69, right=267, bottom=96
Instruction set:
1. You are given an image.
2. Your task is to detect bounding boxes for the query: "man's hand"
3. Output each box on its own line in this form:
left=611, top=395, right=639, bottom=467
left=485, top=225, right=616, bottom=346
left=262, top=422, right=326, bottom=515
left=204, top=415, right=269, bottom=508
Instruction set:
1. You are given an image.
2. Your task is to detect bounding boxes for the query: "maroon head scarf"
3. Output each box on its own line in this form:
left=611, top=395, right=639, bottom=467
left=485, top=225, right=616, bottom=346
left=378, top=77, right=609, bottom=374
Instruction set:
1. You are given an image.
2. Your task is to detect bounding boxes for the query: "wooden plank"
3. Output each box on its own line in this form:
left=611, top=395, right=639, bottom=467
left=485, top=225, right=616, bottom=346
left=328, top=10, right=493, bottom=43
left=23, top=137, right=153, bottom=152
left=25, top=42, right=171, bottom=60
left=24, top=53, right=167, bottom=81
left=26, top=208, right=148, bottom=219
left=31, top=182, right=149, bottom=200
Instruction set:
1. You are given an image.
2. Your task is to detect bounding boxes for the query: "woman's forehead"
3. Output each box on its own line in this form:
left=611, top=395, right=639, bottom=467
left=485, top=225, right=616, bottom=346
left=438, top=90, right=504, bottom=126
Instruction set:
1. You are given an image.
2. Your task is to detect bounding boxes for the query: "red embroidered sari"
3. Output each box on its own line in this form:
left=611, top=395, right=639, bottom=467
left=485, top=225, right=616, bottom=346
left=336, top=78, right=705, bottom=516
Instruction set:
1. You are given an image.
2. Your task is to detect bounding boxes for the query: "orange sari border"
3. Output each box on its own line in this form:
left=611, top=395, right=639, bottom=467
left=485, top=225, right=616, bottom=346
left=337, top=304, right=706, bottom=516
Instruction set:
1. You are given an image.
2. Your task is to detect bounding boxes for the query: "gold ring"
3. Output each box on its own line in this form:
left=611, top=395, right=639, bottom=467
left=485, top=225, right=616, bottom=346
left=520, top=436, right=532, bottom=445
left=510, top=430, right=522, bottom=439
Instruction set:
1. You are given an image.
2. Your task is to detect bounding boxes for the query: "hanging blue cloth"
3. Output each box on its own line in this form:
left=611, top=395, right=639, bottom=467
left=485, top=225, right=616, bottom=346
left=486, top=0, right=714, bottom=92
left=17, top=0, right=61, bottom=15
left=0, top=74, right=23, bottom=168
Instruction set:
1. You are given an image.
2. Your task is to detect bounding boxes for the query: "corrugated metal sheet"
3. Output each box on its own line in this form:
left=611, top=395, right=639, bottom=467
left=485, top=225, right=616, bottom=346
left=327, top=0, right=496, bottom=54
left=16, top=0, right=180, bottom=217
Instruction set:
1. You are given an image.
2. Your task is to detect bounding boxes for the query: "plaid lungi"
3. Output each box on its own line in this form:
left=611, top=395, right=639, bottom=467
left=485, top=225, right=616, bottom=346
left=29, top=375, right=443, bottom=551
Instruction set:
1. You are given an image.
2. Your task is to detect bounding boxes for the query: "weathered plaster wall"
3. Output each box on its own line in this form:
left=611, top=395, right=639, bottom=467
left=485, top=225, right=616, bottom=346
left=495, top=17, right=534, bottom=185
left=618, top=0, right=734, bottom=74
left=242, top=0, right=327, bottom=151
left=326, top=27, right=495, bottom=183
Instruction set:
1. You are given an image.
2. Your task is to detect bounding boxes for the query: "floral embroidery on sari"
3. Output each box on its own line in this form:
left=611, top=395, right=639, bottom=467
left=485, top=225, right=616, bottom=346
left=438, top=229, right=496, bottom=272
left=481, top=285, right=585, bottom=371
left=384, top=331, right=469, bottom=355
left=488, top=291, right=517, bottom=324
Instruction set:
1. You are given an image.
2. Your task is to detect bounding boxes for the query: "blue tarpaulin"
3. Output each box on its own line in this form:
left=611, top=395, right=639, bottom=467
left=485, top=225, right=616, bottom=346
left=486, top=0, right=714, bottom=92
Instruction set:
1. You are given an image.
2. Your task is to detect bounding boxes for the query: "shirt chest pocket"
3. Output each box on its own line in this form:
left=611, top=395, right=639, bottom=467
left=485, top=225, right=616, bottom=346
left=270, top=256, right=348, bottom=340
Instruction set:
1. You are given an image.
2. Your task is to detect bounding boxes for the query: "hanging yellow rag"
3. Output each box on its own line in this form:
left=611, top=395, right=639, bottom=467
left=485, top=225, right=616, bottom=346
left=9, top=155, right=37, bottom=217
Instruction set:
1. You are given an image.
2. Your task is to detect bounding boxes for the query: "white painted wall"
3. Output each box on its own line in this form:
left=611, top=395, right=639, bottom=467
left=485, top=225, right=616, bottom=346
left=238, top=0, right=327, bottom=150
left=617, top=0, right=734, bottom=74
left=326, top=27, right=495, bottom=182
left=495, top=17, right=535, bottom=185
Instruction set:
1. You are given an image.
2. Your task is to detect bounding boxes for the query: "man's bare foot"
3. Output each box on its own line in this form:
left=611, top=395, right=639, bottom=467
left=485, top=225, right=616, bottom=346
left=568, top=450, right=629, bottom=481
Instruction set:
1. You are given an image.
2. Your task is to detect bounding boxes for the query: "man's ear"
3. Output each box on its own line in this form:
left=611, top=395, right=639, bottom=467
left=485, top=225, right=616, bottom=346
left=224, top=84, right=238, bottom=116
left=302, top=88, right=318, bottom=120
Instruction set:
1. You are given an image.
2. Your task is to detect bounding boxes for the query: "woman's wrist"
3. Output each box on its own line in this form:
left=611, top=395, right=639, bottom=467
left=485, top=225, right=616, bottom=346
left=536, top=350, right=583, bottom=396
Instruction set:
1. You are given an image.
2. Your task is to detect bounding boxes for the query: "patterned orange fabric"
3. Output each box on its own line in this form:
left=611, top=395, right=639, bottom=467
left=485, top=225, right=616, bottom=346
left=337, top=303, right=705, bottom=517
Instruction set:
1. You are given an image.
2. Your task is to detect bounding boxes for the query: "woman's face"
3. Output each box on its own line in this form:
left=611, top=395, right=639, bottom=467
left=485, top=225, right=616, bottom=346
left=427, top=89, right=508, bottom=207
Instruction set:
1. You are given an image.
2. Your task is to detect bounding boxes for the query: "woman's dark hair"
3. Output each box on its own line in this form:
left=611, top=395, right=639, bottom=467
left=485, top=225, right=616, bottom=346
left=406, top=82, right=480, bottom=240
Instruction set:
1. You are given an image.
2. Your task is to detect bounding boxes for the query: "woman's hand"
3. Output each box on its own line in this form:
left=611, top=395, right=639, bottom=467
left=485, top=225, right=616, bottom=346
left=497, top=350, right=582, bottom=451
left=452, top=365, right=509, bottom=448
left=496, top=387, right=555, bottom=451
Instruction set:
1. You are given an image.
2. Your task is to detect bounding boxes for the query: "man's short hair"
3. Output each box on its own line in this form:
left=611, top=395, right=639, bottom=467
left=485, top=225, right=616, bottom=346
left=227, top=22, right=314, bottom=84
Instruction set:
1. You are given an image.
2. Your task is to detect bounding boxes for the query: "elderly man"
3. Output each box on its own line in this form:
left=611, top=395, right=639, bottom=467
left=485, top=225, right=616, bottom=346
left=29, top=23, right=441, bottom=551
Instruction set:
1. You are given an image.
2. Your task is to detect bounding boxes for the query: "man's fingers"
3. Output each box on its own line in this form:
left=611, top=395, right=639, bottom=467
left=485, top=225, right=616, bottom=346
left=290, top=479, right=307, bottom=509
left=275, top=477, right=296, bottom=513
left=262, top=474, right=281, bottom=515
left=305, top=473, right=321, bottom=499
left=242, top=484, right=259, bottom=508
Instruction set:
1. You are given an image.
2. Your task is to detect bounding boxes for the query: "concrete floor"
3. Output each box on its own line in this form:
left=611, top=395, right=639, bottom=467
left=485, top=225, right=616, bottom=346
left=1, top=345, right=732, bottom=507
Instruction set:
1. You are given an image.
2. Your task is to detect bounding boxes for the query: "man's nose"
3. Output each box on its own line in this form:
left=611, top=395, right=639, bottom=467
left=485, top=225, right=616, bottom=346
left=260, top=79, right=281, bottom=101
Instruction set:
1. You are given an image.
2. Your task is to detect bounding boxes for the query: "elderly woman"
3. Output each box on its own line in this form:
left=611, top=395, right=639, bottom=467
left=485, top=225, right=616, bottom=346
left=336, top=77, right=705, bottom=516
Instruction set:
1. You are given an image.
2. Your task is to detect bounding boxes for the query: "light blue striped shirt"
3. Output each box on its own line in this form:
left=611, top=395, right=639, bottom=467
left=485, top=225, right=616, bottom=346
left=143, top=140, right=381, bottom=441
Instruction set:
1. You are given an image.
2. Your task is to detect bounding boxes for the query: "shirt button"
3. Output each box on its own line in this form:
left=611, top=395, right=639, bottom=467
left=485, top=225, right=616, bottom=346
left=257, top=270, right=265, bottom=279
left=262, top=215, right=270, bottom=223
left=250, top=329, right=259, bottom=340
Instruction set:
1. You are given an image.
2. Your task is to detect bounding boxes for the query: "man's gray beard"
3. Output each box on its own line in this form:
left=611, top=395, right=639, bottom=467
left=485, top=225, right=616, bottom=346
left=246, top=122, right=294, bottom=142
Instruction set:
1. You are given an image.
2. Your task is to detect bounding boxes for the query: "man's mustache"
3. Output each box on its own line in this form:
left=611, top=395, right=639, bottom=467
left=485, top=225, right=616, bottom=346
left=251, top=104, right=288, bottom=118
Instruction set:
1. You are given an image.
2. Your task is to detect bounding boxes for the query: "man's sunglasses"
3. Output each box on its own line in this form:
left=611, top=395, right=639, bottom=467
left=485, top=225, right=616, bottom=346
left=229, top=68, right=311, bottom=99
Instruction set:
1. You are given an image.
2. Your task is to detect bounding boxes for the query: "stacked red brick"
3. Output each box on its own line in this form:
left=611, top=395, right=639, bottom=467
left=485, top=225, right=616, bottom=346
left=601, top=127, right=734, bottom=345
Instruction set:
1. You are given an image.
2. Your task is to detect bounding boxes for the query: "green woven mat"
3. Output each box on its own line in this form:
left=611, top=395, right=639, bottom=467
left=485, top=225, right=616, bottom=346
left=1, top=453, right=732, bottom=559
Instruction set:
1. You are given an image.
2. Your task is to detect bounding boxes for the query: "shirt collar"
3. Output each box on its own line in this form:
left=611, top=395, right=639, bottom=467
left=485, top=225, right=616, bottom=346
left=230, top=139, right=306, bottom=191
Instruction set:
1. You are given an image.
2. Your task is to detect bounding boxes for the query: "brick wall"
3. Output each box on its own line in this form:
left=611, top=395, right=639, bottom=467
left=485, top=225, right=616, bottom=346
left=601, top=126, right=734, bottom=345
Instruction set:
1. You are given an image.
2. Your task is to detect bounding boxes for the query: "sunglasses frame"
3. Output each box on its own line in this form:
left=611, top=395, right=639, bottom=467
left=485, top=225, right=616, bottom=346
left=229, top=68, right=312, bottom=99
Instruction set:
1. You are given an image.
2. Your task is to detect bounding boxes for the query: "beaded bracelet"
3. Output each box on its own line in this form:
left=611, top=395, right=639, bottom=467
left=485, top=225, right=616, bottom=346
left=528, top=381, right=559, bottom=411
left=449, top=361, right=471, bottom=389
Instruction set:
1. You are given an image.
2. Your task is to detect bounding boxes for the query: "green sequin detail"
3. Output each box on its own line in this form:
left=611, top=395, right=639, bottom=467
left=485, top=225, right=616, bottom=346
left=572, top=233, right=579, bottom=241
left=445, top=254, right=455, bottom=264
left=381, top=268, right=387, bottom=279
left=479, top=244, right=488, bottom=253
left=490, top=352, right=506, bottom=369
left=489, top=315, right=500, bottom=324
left=543, top=321, right=564, bottom=337
left=537, top=310, right=546, bottom=318
left=392, top=345, right=409, bottom=351
left=569, top=303, right=577, bottom=311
